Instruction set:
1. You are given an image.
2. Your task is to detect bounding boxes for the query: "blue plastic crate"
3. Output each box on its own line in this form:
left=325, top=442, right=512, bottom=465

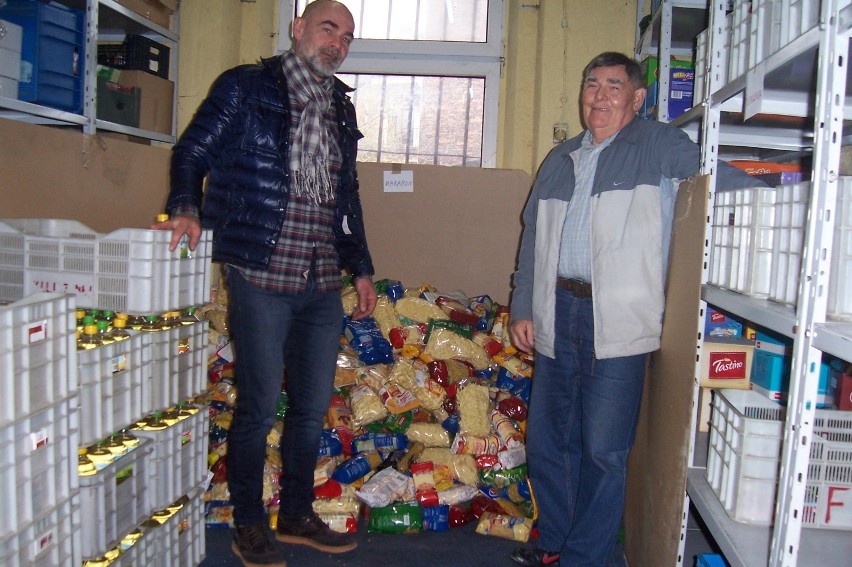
left=696, top=553, right=729, bottom=567
left=0, top=0, right=84, bottom=113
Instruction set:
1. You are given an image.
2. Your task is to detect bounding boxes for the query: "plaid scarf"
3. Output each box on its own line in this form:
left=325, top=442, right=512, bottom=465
left=282, top=50, right=335, bottom=204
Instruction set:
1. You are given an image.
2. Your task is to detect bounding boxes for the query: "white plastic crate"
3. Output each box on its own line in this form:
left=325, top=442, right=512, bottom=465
left=0, top=292, right=77, bottom=427
left=131, top=406, right=209, bottom=511
left=0, top=221, right=24, bottom=303
left=706, top=389, right=852, bottom=526
left=0, top=492, right=82, bottom=567
left=0, top=395, right=79, bottom=540
left=694, top=29, right=707, bottom=104
left=146, top=487, right=206, bottom=567
left=728, top=0, right=751, bottom=82
left=144, top=320, right=209, bottom=414
left=78, top=331, right=150, bottom=447
left=709, top=187, right=776, bottom=296
left=79, top=437, right=155, bottom=560
left=827, top=177, right=852, bottom=320
left=0, top=219, right=212, bottom=314
left=802, top=438, right=852, bottom=529
left=769, top=182, right=809, bottom=306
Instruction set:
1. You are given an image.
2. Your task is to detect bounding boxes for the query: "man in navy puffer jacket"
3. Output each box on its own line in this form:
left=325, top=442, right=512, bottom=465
left=154, top=2, right=375, bottom=565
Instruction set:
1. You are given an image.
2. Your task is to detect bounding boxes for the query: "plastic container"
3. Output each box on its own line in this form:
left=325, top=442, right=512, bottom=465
left=0, top=0, right=85, bottom=113
left=827, top=176, right=852, bottom=320
left=97, top=34, right=170, bottom=79
left=143, top=486, right=206, bottom=567
left=709, top=187, right=776, bottom=297
left=144, top=319, right=208, bottom=414
left=0, top=219, right=212, bottom=314
left=0, top=292, right=77, bottom=426
left=0, top=395, right=80, bottom=540
left=769, top=182, right=809, bottom=306
left=0, top=492, right=81, bottom=567
left=78, top=330, right=149, bottom=447
left=79, top=438, right=154, bottom=559
left=131, top=407, right=209, bottom=511
left=706, top=389, right=852, bottom=526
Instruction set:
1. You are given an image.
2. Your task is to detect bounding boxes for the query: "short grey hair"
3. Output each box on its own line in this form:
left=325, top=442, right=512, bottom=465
left=583, top=52, right=645, bottom=89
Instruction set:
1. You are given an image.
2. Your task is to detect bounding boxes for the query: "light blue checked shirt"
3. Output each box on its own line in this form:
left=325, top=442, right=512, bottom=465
left=557, top=130, right=617, bottom=282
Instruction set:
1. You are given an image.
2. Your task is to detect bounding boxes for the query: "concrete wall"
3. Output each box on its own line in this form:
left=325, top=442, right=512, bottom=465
left=175, top=0, right=641, bottom=177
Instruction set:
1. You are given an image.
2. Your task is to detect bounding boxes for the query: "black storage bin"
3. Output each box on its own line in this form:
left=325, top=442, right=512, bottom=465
left=97, top=34, right=169, bottom=78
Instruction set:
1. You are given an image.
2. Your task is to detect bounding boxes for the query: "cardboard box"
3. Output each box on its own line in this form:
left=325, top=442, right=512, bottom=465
left=700, top=337, right=754, bottom=389
left=97, top=75, right=140, bottom=128
left=115, top=0, right=175, bottom=29
left=704, top=306, right=743, bottom=338
left=640, top=57, right=694, bottom=120
left=115, top=69, right=173, bottom=134
left=831, top=359, right=852, bottom=411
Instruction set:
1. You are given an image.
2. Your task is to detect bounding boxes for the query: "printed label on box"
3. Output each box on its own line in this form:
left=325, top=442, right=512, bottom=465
left=709, top=351, right=749, bottom=380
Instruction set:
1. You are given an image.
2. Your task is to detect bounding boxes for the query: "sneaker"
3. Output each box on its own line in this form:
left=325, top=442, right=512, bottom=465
left=510, top=547, right=561, bottom=566
left=275, top=512, right=357, bottom=553
left=231, top=522, right=287, bottom=567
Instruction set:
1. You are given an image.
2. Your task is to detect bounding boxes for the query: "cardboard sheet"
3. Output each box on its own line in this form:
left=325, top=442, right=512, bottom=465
left=624, top=176, right=709, bottom=567
left=357, top=162, right=532, bottom=305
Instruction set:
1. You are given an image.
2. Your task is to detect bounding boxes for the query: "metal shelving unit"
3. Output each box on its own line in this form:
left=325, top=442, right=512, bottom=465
left=635, top=0, right=708, bottom=122
left=0, top=0, right=178, bottom=142
left=682, top=0, right=852, bottom=566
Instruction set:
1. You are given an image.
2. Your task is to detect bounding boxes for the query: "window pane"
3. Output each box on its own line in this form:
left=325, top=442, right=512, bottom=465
left=298, top=0, right=490, bottom=42
left=340, top=73, right=484, bottom=167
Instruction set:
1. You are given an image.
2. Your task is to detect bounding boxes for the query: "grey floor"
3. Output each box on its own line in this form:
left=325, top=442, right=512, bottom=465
left=200, top=506, right=719, bottom=567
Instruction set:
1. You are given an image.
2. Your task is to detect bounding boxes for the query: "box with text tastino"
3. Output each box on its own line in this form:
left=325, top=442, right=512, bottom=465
left=700, top=337, right=754, bottom=389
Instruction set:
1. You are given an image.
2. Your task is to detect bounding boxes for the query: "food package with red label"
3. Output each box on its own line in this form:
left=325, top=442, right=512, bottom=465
left=699, top=337, right=754, bottom=389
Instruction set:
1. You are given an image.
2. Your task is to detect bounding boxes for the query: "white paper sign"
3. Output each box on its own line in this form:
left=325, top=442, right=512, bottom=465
left=744, top=62, right=766, bottom=121
left=383, top=170, right=414, bottom=193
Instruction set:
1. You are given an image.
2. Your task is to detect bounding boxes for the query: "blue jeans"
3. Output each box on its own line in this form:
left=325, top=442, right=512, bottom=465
left=225, top=269, right=343, bottom=526
left=527, top=288, right=647, bottom=566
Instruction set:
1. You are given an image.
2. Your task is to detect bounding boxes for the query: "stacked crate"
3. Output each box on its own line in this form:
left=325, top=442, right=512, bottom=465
left=706, top=389, right=852, bottom=528
left=708, top=178, right=852, bottom=320
left=0, top=219, right=213, bottom=566
left=0, top=293, right=81, bottom=566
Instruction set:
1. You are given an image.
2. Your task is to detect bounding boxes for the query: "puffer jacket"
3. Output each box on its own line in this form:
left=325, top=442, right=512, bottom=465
left=167, top=56, right=373, bottom=279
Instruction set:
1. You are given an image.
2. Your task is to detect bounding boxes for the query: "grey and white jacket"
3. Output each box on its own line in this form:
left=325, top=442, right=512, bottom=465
left=510, top=116, right=763, bottom=359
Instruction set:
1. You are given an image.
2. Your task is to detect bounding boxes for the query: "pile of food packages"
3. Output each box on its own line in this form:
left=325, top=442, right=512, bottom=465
left=203, top=277, right=536, bottom=542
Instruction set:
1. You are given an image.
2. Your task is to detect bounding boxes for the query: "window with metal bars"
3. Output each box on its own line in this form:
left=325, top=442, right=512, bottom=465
left=279, top=0, right=503, bottom=167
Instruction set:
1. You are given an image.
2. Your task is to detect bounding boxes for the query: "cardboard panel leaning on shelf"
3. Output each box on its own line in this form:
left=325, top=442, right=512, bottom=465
left=0, top=395, right=80, bottom=553
left=0, top=219, right=213, bottom=315
left=0, top=18, right=22, bottom=99
left=0, top=0, right=85, bottom=113
left=0, top=292, right=77, bottom=427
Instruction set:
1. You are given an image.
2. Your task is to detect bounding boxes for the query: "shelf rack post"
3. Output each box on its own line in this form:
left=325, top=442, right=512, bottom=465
left=770, top=0, right=849, bottom=564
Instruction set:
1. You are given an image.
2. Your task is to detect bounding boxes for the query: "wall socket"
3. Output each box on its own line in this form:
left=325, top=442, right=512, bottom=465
left=553, top=123, right=569, bottom=144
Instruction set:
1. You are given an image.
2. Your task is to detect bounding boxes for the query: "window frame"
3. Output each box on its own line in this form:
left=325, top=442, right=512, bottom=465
left=276, top=0, right=503, bottom=167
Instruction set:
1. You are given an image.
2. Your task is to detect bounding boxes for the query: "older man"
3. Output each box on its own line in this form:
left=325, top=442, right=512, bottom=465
left=155, top=2, right=376, bottom=566
left=509, top=52, right=762, bottom=567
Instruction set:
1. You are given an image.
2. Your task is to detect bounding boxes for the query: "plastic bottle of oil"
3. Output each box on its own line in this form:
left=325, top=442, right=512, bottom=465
left=78, top=323, right=103, bottom=350
left=139, top=315, right=162, bottom=332
left=78, top=447, right=97, bottom=477
left=96, top=319, right=115, bottom=345
left=110, top=316, right=131, bottom=341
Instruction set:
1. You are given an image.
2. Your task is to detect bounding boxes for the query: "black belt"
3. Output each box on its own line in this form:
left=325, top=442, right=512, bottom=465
left=557, top=277, right=592, bottom=298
